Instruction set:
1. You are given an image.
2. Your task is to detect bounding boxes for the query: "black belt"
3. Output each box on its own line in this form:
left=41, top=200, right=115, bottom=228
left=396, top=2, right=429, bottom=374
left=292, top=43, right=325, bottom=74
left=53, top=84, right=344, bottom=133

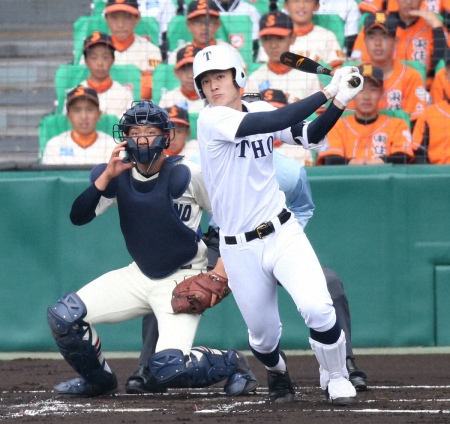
left=224, top=209, right=291, bottom=245
left=180, top=264, right=192, bottom=269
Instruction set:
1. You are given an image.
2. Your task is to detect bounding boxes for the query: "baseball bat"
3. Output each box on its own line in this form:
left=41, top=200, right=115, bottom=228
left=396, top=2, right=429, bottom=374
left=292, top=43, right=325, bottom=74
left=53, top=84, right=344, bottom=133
left=279, top=52, right=361, bottom=88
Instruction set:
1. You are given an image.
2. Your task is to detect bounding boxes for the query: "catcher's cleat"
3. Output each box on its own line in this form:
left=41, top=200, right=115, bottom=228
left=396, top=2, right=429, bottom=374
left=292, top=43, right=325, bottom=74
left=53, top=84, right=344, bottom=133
left=267, top=351, right=295, bottom=403
left=54, top=374, right=118, bottom=397
left=346, top=356, right=368, bottom=392
left=224, top=350, right=259, bottom=396
left=125, top=365, right=167, bottom=394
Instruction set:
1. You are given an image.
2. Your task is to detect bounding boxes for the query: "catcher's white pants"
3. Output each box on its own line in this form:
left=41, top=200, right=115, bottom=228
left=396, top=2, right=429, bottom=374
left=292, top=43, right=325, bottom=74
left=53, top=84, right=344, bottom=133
left=220, top=216, right=336, bottom=354
left=77, top=261, right=205, bottom=356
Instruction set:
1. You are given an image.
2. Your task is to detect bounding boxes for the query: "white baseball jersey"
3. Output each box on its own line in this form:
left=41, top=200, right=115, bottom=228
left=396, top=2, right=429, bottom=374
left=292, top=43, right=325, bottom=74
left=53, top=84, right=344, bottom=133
left=198, top=100, right=297, bottom=235
left=256, top=25, right=345, bottom=66
left=67, top=80, right=134, bottom=119
left=246, top=64, right=322, bottom=103
left=138, top=0, right=176, bottom=38
left=158, top=86, right=206, bottom=113
left=315, top=0, right=361, bottom=37
left=41, top=131, right=114, bottom=165
left=214, top=0, right=261, bottom=41
left=168, top=40, right=247, bottom=69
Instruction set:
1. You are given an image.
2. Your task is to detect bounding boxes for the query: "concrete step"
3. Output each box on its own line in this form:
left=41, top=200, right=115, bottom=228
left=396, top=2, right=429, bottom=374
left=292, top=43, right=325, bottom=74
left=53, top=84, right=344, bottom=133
left=0, top=106, right=54, bottom=129
left=0, top=82, right=56, bottom=107
left=0, top=39, right=74, bottom=59
left=0, top=56, right=73, bottom=85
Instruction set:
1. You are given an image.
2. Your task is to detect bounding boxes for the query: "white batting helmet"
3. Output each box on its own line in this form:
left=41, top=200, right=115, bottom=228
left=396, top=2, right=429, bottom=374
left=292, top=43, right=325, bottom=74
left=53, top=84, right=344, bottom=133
left=193, top=45, right=247, bottom=99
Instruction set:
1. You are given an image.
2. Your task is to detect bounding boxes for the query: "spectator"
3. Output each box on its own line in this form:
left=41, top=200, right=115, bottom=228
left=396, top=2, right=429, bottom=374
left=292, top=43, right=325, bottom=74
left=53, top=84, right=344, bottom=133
left=70, top=31, right=133, bottom=119
left=42, top=86, right=114, bottom=165
left=258, top=89, right=315, bottom=165
left=158, top=45, right=206, bottom=113
left=317, top=64, right=414, bottom=165
left=163, top=105, right=199, bottom=159
left=349, top=13, right=427, bottom=127
left=412, top=98, right=450, bottom=163
left=167, top=0, right=247, bottom=69
left=429, top=49, right=450, bottom=102
left=351, top=0, right=449, bottom=87
left=213, top=0, right=261, bottom=61
left=102, top=0, right=162, bottom=100
left=246, top=11, right=322, bottom=102
left=268, top=0, right=345, bottom=68
left=315, top=0, right=361, bottom=57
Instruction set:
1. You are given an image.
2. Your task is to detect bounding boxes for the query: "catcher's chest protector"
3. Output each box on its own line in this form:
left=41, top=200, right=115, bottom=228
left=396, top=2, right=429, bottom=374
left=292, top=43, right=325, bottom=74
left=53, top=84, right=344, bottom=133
left=116, top=156, right=198, bottom=278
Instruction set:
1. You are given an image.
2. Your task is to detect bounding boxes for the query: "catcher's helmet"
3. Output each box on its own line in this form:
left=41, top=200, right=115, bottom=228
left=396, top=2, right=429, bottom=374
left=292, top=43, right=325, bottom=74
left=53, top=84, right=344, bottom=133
left=113, top=100, right=175, bottom=167
left=193, top=45, right=247, bottom=100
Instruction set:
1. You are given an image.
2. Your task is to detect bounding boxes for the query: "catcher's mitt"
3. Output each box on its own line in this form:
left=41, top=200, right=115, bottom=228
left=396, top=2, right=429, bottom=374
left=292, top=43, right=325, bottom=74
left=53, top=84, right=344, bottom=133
left=171, top=272, right=231, bottom=314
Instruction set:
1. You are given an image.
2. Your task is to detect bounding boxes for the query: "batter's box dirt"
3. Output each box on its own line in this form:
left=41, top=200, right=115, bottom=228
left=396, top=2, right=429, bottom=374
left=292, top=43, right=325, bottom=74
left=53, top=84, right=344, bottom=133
left=1, top=354, right=449, bottom=423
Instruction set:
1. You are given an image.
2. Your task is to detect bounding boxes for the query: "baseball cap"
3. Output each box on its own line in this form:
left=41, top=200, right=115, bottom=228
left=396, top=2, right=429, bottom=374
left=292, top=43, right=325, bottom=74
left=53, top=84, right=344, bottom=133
left=357, top=64, right=384, bottom=88
left=364, top=12, right=398, bottom=36
left=83, top=31, right=115, bottom=52
left=259, top=11, right=294, bottom=37
left=261, top=89, right=288, bottom=108
left=175, top=45, right=202, bottom=70
left=105, top=0, right=140, bottom=16
left=66, top=85, right=100, bottom=108
left=187, top=0, right=220, bottom=20
left=165, top=106, right=190, bottom=127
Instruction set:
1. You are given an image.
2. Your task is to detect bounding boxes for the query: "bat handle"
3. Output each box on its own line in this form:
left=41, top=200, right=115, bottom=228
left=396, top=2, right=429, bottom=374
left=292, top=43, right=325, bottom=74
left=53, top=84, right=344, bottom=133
left=349, top=76, right=361, bottom=88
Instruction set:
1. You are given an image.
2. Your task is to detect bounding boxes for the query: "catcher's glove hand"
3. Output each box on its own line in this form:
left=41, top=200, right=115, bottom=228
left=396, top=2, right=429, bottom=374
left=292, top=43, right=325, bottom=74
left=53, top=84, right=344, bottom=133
left=171, top=272, right=231, bottom=314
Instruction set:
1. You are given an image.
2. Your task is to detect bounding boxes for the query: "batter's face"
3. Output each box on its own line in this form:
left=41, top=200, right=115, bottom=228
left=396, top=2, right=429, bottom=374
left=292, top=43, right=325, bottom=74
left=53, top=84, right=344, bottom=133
left=261, top=34, right=296, bottom=63
left=284, top=0, right=319, bottom=27
left=365, top=29, right=396, bottom=63
left=175, top=64, right=196, bottom=91
left=67, top=99, right=101, bottom=136
left=106, top=11, right=140, bottom=41
left=354, top=80, right=383, bottom=119
left=200, top=69, right=242, bottom=109
left=85, top=44, right=115, bottom=82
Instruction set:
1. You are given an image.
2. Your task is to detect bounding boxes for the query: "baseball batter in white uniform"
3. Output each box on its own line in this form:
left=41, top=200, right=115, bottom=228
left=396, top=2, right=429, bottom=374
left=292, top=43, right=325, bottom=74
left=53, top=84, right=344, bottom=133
left=193, top=44, right=363, bottom=405
left=47, top=100, right=258, bottom=397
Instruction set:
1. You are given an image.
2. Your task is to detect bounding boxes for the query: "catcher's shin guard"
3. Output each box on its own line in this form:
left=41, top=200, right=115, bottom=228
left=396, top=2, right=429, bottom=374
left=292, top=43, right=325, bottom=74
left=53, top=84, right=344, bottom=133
left=309, top=330, right=358, bottom=406
left=148, top=347, right=258, bottom=395
left=47, top=292, right=115, bottom=389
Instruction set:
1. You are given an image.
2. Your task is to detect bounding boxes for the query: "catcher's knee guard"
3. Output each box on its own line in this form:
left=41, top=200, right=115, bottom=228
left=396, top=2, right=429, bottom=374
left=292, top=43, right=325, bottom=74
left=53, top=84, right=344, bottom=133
left=47, top=292, right=114, bottom=387
left=148, top=347, right=256, bottom=393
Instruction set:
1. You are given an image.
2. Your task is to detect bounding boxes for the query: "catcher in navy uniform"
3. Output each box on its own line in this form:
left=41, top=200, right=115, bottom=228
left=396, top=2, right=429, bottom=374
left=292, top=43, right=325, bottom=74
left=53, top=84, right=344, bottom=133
left=47, top=100, right=258, bottom=397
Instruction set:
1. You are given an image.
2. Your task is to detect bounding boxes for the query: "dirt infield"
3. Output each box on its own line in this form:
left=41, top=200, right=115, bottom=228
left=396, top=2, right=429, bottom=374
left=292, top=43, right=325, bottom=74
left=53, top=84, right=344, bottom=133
left=1, top=352, right=449, bottom=423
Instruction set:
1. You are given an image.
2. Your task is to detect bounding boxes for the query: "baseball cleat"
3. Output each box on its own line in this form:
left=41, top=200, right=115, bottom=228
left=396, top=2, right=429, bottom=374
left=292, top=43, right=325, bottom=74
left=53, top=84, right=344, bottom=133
left=54, top=374, right=118, bottom=397
left=325, top=376, right=358, bottom=406
left=267, top=351, right=295, bottom=403
left=125, top=365, right=166, bottom=394
left=346, top=356, right=368, bottom=392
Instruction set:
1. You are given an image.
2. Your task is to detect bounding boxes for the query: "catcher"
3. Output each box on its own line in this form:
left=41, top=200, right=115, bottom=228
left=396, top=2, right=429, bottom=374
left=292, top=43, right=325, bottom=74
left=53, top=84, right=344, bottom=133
left=46, top=100, right=258, bottom=397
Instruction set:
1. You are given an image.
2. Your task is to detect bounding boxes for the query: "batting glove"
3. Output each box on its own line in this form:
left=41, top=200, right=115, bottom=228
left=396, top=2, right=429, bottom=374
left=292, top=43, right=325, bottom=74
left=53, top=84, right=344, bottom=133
left=323, top=66, right=359, bottom=98
left=335, top=67, right=364, bottom=107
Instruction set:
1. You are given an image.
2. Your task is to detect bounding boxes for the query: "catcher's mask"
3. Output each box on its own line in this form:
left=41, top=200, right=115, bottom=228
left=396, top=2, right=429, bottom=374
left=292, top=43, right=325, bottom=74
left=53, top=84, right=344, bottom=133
left=113, top=100, right=175, bottom=172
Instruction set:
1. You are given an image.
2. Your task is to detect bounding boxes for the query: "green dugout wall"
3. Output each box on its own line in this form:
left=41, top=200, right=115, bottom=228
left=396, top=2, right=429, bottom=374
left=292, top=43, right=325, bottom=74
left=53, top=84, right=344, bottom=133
left=1, top=165, right=450, bottom=352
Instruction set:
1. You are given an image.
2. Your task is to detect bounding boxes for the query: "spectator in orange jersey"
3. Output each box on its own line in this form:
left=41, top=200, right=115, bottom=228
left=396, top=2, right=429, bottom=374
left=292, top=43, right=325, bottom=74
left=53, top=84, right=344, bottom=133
left=429, top=49, right=450, bottom=102
left=359, top=0, right=450, bottom=30
left=348, top=13, right=427, bottom=128
left=412, top=98, right=450, bottom=163
left=103, top=0, right=162, bottom=100
left=351, top=0, right=449, bottom=87
left=317, top=64, right=414, bottom=165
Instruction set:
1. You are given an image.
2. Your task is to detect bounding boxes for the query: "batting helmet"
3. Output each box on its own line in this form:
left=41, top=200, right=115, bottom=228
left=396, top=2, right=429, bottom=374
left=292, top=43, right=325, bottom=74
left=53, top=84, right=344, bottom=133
left=193, top=45, right=247, bottom=100
left=113, top=100, right=175, bottom=166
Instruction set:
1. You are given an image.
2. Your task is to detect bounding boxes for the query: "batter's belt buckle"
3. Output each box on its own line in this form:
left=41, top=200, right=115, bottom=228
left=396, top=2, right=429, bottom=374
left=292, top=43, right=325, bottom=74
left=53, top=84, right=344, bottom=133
left=256, top=221, right=274, bottom=239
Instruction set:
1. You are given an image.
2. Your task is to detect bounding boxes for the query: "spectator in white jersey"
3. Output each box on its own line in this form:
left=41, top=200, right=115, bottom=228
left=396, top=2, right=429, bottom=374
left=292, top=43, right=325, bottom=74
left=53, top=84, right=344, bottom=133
left=69, top=31, right=133, bottom=119
left=42, top=86, right=115, bottom=166
left=158, top=45, right=206, bottom=113
left=163, top=105, right=199, bottom=159
left=246, top=11, right=321, bottom=102
left=167, top=0, right=247, bottom=70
